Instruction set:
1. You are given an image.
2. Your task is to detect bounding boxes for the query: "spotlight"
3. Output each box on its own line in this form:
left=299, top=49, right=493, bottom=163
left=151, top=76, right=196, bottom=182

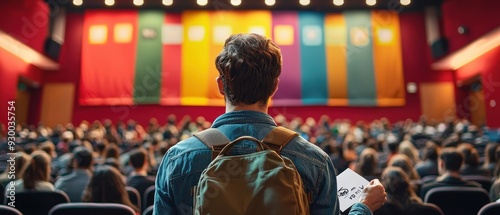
left=104, top=0, right=114, bottom=6
left=163, top=0, right=173, bottom=6
left=333, top=0, right=343, bottom=6
left=400, top=0, right=410, bottom=6
left=133, top=0, right=144, bottom=6
left=265, top=0, right=275, bottom=6
left=73, top=0, right=83, bottom=6
left=300, top=0, right=310, bottom=6
left=231, top=0, right=241, bottom=6
left=197, top=0, right=208, bottom=6
left=366, top=0, right=376, bottom=6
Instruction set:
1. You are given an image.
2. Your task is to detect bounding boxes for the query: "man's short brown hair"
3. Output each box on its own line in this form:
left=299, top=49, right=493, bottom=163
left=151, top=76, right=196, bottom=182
left=215, top=33, right=281, bottom=106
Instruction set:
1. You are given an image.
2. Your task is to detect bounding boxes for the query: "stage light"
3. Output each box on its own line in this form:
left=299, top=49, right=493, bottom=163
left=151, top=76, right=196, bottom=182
left=300, top=0, right=310, bottom=6
left=333, top=0, right=343, bottom=6
left=163, top=0, right=173, bottom=6
left=104, top=0, right=114, bottom=6
left=73, top=0, right=83, bottom=6
left=366, top=0, right=376, bottom=6
left=231, top=0, right=241, bottom=6
left=265, top=0, right=275, bottom=6
left=133, top=0, right=144, bottom=6
left=400, top=0, right=411, bottom=6
left=197, top=0, right=208, bottom=6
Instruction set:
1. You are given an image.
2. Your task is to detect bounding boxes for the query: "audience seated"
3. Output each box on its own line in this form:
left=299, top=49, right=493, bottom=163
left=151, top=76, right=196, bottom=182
left=54, top=146, right=93, bottom=202
left=354, top=147, right=380, bottom=181
left=483, top=143, right=499, bottom=177
left=374, top=167, right=442, bottom=215
left=458, top=143, right=490, bottom=176
left=13, top=150, right=54, bottom=192
left=398, top=140, right=419, bottom=166
left=387, top=154, right=420, bottom=180
left=0, top=152, right=30, bottom=188
left=82, top=166, right=139, bottom=213
left=415, top=141, right=439, bottom=178
left=126, top=148, right=155, bottom=199
left=420, top=147, right=482, bottom=199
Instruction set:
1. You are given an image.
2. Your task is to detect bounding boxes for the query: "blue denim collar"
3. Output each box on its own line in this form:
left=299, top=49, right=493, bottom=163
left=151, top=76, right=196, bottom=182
left=211, top=110, right=277, bottom=128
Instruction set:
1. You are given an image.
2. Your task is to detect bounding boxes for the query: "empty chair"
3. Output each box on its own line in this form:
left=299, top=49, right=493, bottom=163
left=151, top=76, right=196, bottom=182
left=7, top=190, right=69, bottom=215
left=424, top=186, right=490, bottom=215
left=126, top=186, right=141, bottom=212
left=143, top=185, right=155, bottom=211
left=143, top=205, right=154, bottom=215
left=49, top=203, right=136, bottom=215
left=478, top=202, right=500, bottom=215
left=0, top=205, right=23, bottom=215
left=462, top=175, right=493, bottom=192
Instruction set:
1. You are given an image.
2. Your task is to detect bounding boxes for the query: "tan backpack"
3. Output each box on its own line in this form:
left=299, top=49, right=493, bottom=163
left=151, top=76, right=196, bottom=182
left=193, top=126, right=310, bottom=215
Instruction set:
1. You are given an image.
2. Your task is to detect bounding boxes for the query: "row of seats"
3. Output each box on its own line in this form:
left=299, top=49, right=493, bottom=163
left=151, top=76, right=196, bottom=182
left=1, top=185, right=156, bottom=215
left=0, top=203, right=153, bottom=215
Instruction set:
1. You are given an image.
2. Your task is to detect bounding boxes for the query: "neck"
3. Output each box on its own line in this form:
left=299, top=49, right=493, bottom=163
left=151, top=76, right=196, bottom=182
left=132, top=169, right=148, bottom=176
left=226, top=102, right=268, bottom=113
left=438, top=171, right=460, bottom=180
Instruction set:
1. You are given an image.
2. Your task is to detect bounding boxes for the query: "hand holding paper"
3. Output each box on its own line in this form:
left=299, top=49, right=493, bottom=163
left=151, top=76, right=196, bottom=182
left=359, top=179, right=387, bottom=212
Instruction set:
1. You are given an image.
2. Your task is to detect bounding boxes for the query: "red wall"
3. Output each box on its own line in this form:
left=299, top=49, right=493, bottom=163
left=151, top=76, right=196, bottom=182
left=454, top=47, right=500, bottom=127
left=43, top=11, right=451, bottom=126
left=441, top=0, right=500, bottom=53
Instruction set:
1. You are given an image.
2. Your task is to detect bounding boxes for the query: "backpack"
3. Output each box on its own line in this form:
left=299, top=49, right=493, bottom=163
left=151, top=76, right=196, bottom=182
left=193, top=126, right=310, bottom=215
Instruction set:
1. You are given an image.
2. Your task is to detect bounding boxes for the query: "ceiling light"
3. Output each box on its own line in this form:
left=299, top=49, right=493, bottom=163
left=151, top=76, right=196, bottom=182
left=104, top=0, right=114, bottom=6
left=265, top=0, right=275, bottom=6
left=197, top=0, right=208, bottom=6
left=133, top=0, right=144, bottom=6
left=73, top=0, right=83, bottom=6
left=333, top=0, right=343, bottom=6
left=400, top=0, right=411, bottom=6
left=231, top=0, right=241, bottom=6
left=163, top=0, right=173, bottom=6
left=366, top=0, right=376, bottom=6
left=300, top=0, right=310, bottom=6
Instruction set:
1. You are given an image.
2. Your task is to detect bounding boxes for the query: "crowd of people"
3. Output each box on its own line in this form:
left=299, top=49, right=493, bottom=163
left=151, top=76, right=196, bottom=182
left=0, top=113, right=499, bottom=213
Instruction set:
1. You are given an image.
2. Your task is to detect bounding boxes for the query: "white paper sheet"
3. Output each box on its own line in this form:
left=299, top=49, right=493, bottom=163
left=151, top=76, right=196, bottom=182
left=336, top=168, right=369, bottom=212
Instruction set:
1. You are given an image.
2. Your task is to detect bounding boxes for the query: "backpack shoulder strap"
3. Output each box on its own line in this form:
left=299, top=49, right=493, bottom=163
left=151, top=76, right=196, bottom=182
left=262, top=126, right=299, bottom=154
left=193, top=128, right=230, bottom=160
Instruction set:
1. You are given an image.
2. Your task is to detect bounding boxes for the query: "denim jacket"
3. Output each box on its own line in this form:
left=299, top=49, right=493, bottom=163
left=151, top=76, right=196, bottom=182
left=154, top=110, right=372, bottom=215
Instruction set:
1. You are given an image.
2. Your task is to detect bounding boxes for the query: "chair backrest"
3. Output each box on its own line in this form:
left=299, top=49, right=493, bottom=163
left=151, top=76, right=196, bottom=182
left=49, top=203, right=136, bottom=215
left=424, top=186, right=490, bottom=215
left=142, top=205, right=154, bottom=215
left=9, top=190, right=70, bottom=215
left=420, top=175, right=438, bottom=184
left=143, top=185, right=155, bottom=211
left=462, top=175, right=493, bottom=191
left=126, top=186, right=141, bottom=212
left=0, top=205, right=23, bottom=215
left=478, top=202, right=500, bottom=215
left=422, top=203, right=445, bottom=215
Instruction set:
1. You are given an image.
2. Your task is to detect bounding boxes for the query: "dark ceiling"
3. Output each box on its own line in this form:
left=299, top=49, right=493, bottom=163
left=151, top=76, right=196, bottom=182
left=61, top=0, right=444, bottom=12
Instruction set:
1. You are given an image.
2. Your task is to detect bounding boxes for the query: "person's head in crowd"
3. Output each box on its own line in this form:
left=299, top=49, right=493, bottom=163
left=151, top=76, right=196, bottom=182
left=493, top=146, right=500, bottom=177
left=388, top=154, right=420, bottom=180
left=422, top=141, right=439, bottom=161
left=355, top=147, right=380, bottom=180
left=398, top=140, right=419, bottom=165
left=103, top=144, right=120, bottom=161
left=0, top=151, right=30, bottom=182
left=24, top=143, right=37, bottom=155
left=457, top=143, right=480, bottom=167
left=40, top=141, right=57, bottom=159
left=82, top=165, right=138, bottom=212
left=72, top=146, right=93, bottom=170
left=22, top=150, right=51, bottom=189
left=129, top=148, right=149, bottom=173
left=381, top=166, right=422, bottom=207
left=438, top=147, right=463, bottom=174
left=484, top=143, right=499, bottom=168
left=103, top=158, right=121, bottom=170
left=215, top=33, right=281, bottom=110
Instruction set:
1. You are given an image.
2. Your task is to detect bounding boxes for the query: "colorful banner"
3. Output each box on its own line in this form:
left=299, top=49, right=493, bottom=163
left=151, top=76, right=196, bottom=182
left=80, top=10, right=405, bottom=107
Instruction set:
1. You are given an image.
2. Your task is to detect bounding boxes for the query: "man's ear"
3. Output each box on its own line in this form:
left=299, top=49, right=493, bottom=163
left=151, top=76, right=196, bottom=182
left=216, top=77, right=225, bottom=95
